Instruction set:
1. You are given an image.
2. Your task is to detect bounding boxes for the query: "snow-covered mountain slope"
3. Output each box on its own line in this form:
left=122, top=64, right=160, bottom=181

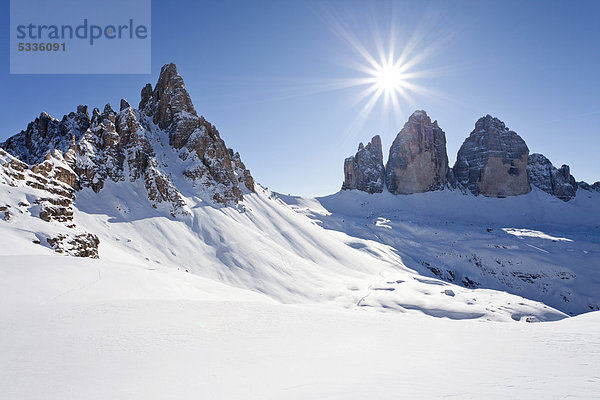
left=0, top=166, right=567, bottom=323
left=278, top=188, right=600, bottom=316
left=1, top=255, right=599, bottom=400
left=0, top=149, right=99, bottom=257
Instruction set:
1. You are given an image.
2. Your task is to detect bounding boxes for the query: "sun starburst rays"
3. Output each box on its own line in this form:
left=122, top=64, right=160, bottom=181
left=321, top=12, right=440, bottom=131
left=213, top=6, right=449, bottom=145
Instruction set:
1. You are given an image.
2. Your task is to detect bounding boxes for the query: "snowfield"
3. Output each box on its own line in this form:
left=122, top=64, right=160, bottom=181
left=2, top=168, right=600, bottom=398
left=1, top=255, right=599, bottom=399
left=1, top=180, right=571, bottom=322
left=1, top=60, right=598, bottom=398
left=280, top=187, right=600, bottom=316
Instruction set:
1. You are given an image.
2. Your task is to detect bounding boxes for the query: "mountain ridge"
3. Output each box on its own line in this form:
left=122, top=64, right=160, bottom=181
left=342, top=110, right=600, bottom=201
left=1, top=63, right=254, bottom=213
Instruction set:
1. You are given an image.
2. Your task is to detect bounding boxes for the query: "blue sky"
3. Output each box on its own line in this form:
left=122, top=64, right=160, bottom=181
left=1, top=0, right=599, bottom=196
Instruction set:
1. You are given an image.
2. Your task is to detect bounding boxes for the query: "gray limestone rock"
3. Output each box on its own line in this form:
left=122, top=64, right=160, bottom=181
left=0, top=63, right=254, bottom=208
left=527, top=153, right=577, bottom=201
left=342, top=135, right=385, bottom=193
left=139, top=63, right=254, bottom=204
left=385, top=110, right=449, bottom=194
left=454, top=115, right=530, bottom=197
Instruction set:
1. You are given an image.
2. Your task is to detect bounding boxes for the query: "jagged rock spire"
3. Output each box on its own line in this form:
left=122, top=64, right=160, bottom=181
left=342, top=135, right=385, bottom=193
left=0, top=62, right=255, bottom=210
left=454, top=115, right=530, bottom=197
left=527, top=153, right=577, bottom=201
left=385, top=110, right=449, bottom=194
left=138, top=63, right=255, bottom=202
left=139, top=62, right=197, bottom=134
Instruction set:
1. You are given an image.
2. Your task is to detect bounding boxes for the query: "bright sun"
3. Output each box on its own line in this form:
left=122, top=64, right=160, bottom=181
left=373, top=63, right=405, bottom=92
left=293, top=8, right=444, bottom=133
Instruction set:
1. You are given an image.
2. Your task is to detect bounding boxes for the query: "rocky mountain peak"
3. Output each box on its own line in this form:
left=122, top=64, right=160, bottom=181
left=155, top=62, right=186, bottom=94
left=342, top=135, right=385, bottom=193
left=407, top=109, right=428, bottom=122
left=527, top=153, right=577, bottom=201
left=104, top=103, right=115, bottom=114
left=385, top=110, right=449, bottom=194
left=120, top=99, right=131, bottom=111
left=1, top=62, right=255, bottom=217
left=138, top=63, right=255, bottom=203
left=473, top=114, right=508, bottom=134
left=139, top=62, right=197, bottom=133
left=454, top=115, right=530, bottom=197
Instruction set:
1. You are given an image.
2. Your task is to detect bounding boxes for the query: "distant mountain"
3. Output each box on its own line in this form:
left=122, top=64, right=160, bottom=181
left=342, top=110, right=600, bottom=201
left=386, top=110, right=449, bottom=195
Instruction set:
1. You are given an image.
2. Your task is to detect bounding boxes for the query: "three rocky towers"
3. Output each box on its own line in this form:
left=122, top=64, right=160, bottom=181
left=342, top=110, right=597, bottom=201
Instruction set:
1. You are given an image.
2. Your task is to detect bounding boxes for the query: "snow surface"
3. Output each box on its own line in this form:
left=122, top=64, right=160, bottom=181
left=1, top=176, right=570, bottom=322
left=2, top=166, right=600, bottom=397
left=279, top=188, right=600, bottom=316
left=1, top=255, right=599, bottom=399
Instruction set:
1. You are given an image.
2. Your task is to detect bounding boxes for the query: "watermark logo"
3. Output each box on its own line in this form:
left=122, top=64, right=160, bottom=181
left=10, top=0, right=151, bottom=74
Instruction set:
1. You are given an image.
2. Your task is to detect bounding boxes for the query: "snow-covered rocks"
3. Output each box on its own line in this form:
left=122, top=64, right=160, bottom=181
left=0, top=148, right=99, bottom=257
left=0, top=63, right=254, bottom=210
left=577, top=180, right=600, bottom=193
left=454, top=115, right=530, bottom=197
left=386, top=110, right=449, bottom=194
left=342, top=135, right=385, bottom=193
left=527, top=153, right=577, bottom=201
left=139, top=63, right=254, bottom=204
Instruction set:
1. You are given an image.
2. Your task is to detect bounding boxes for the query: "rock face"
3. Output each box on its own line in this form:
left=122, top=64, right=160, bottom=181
left=0, top=63, right=256, bottom=258
left=578, top=181, right=600, bottom=193
left=454, top=115, right=530, bottom=197
left=527, top=153, right=577, bottom=201
left=139, top=63, right=254, bottom=204
left=342, top=135, right=385, bottom=193
left=385, top=110, right=449, bottom=195
left=0, top=148, right=99, bottom=258
left=1, top=63, right=254, bottom=214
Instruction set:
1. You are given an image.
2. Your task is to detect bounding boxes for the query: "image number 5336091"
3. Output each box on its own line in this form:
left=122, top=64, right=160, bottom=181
left=18, top=42, right=66, bottom=51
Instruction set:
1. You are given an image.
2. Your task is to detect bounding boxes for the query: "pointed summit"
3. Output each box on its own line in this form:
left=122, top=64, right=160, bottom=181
left=139, top=63, right=197, bottom=134
left=342, top=135, right=385, bottom=193
left=454, top=115, right=530, bottom=197
left=120, top=99, right=131, bottom=111
left=385, top=110, right=449, bottom=194
left=1, top=62, right=254, bottom=208
left=138, top=62, right=255, bottom=203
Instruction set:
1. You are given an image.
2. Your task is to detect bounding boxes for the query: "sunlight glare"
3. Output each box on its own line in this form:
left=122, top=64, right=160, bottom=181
left=373, top=62, right=405, bottom=93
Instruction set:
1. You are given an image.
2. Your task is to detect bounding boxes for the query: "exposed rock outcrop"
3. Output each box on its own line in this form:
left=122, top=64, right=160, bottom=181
left=139, top=63, right=254, bottom=204
left=342, top=135, right=385, bottom=193
left=454, top=115, right=530, bottom=197
left=46, top=233, right=100, bottom=258
left=0, top=62, right=257, bottom=259
left=527, top=153, right=577, bottom=201
left=0, top=148, right=99, bottom=258
left=1, top=62, right=254, bottom=211
left=385, top=110, right=449, bottom=194
left=578, top=181, right=600, bottom=193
